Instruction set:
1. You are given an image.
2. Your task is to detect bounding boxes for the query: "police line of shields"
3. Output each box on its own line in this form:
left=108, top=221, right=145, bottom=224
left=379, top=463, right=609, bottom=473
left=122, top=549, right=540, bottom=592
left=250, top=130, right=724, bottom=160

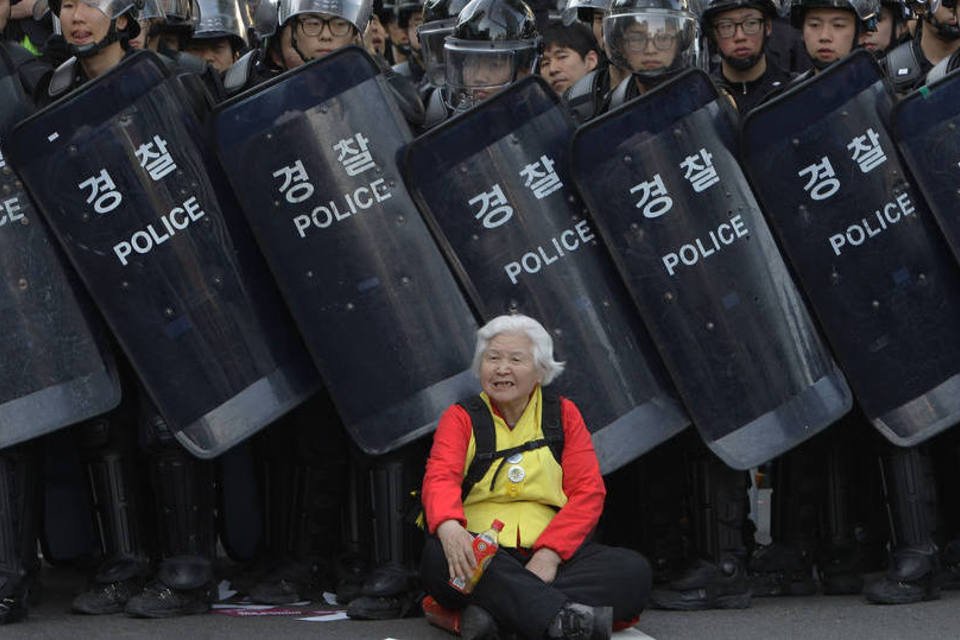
left=0, top=53, right=120, bottom=449
left=741, top=50, right=960, bottom=447
left=893, top=65, right=960, bottom=264
left=5, top=51, right=319, bottom=458
left=402, top=77, right=691, bottom=474
left=572, top=69, right=851, bottom=470
left=214, top=47, right=478, bottom=455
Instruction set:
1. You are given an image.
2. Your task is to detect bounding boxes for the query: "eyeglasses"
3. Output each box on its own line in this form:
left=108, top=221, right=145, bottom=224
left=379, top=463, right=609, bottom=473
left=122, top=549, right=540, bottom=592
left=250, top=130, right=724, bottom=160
left=297, top=16, right=352, bottom=37
left=623, top=31, right=677, bottom=52
left=713, top=17, right=764, bottom=39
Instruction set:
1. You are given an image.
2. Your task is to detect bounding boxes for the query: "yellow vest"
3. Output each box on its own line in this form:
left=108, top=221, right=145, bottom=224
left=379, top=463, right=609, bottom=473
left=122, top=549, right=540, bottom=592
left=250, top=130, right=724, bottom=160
left=462, top=387, right=567, bottom=549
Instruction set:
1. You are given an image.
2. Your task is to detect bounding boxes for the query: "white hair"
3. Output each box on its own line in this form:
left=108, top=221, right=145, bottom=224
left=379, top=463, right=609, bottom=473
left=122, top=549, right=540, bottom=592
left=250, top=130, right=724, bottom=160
left=471, top=314, right=565, bottom=385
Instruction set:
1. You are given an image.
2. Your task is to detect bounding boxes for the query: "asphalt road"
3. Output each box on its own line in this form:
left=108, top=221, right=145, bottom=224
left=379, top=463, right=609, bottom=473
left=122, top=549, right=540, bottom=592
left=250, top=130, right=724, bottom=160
left=5, top=566, right=960, bottom=640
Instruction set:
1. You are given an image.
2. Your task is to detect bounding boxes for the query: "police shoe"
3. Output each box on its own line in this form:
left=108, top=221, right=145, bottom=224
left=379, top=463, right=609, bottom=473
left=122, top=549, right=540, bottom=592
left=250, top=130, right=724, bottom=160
left=546, top=602, right=612, bottom=640
left=124, top=556, right=214, bottom=618
left=72, top=556, right=150, bottom=614
left=0, top=576, right=30, bottom=625
left=747, top=543, right=817, bottom=597
left=650, top=556, right=751, bottom=610
left=863, top=545, right=941, bottom=605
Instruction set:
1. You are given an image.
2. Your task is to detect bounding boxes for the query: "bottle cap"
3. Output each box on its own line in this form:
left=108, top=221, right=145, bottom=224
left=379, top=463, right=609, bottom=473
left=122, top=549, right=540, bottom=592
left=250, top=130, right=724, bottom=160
left=492, top=519, right=504, bottom=531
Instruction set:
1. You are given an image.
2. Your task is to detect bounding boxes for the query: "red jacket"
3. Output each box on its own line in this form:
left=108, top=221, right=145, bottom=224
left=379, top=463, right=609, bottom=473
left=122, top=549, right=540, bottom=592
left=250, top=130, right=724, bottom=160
left=422, top=395, right=606, bottom=561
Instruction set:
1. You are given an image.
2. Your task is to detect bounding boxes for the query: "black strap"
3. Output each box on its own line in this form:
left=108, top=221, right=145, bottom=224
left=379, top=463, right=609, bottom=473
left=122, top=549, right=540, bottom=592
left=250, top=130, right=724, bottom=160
left=459, top=390, right=564, bottom=503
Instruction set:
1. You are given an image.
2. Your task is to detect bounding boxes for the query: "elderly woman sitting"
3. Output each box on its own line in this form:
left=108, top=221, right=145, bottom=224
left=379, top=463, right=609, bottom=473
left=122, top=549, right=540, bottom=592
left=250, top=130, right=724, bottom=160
left=420, top=314, right=651, bottom=640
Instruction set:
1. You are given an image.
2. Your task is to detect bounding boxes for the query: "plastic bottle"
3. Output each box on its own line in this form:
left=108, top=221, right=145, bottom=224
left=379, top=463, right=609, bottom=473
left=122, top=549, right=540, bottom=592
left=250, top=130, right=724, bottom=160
left=422, top=595, right=462, bottom=634
left=449, top=519, right=504, bottom=594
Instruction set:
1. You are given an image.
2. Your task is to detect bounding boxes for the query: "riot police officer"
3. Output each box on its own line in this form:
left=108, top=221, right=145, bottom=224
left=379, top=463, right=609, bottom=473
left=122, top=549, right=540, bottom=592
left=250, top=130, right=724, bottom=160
left=414, top=0, right=471, bottom=126
left=883, top=0, right=960, bottom=92
left=442, top=0, right=541, bottom=112
left=788, top=0, right=878, bottom=80
left=391, top=0, right=424, bottom=81
left=40, top=0, right=221, bottom=619
left=701, top=0, right=793, bottom=113
left=600, top=0, right=702, bottom=108
left=559, top=0, right=624, bottom=122
left=184, top=0, right=248, bottom=72
left=859, top=0, right=909, bottom=56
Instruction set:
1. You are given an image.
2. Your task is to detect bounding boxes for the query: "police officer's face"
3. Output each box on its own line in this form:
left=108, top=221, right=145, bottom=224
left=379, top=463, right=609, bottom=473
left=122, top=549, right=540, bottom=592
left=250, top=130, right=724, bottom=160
left=479, top=332, right=543, bottom=413
left=858, top=6, right=893, bottom=53
left=802, top=8, right=856, bottom=63
left=539, top=43, right=598, bottom=95
left=406, top=10, right=423, bottom=52
left=60, top=0, right=122, bottom=46
left=386, top=15, right=408, bottom=45
left=591, top=10, right=604, bottom=45
left=462, top=54, right=516, bottom=101
left=278, top=13, right=357, bottom=68
left=712, top=8, right=769, bottom=63
left=184, top=37, right=238, bottom=72
left=622, top=20, right=678, bottom=74
left=364, top=13, right=387, bottom=55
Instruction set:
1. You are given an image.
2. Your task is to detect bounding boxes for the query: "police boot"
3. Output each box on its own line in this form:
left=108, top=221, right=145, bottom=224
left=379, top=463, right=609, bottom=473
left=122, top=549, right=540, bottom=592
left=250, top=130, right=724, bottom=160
left=346, top=451, right=424, bottom=620
left=750, top=445, right=818, bottom=597
left=73, top=417, right=152, bottom=615
left=127, top=405, right=217, bottom=618
left=652, top=453, right=751, bottom=610
left=817, top=434, right=879, bottom=596
left=0, top=443, right=42, bottom=625
left=545, top=603, right=612, bottom=640
left=864, top=446, right=941, bottom=605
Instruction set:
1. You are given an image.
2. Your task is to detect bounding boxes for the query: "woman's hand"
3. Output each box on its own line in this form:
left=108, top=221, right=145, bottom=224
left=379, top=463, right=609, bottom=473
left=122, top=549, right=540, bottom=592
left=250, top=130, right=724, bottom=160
left=525, top=547, right=562, bottom=583
left=437, top=519, right=477, bottom=583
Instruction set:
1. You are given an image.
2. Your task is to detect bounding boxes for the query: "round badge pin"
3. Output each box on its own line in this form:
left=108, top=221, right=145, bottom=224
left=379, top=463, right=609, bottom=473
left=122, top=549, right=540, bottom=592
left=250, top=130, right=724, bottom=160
left=507, top=453, right=523, bottom=464
left=507, top=465, right=526, bottom=483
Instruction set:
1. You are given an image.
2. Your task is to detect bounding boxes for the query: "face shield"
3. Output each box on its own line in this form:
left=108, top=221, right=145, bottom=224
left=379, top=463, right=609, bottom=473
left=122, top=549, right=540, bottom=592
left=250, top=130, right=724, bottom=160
left=603, top=8, right=700, bottom=79
left=443, top=37, right=539, bottom=108
left=194, top=0, right=247, bottom=40
left=418, top=17, right=454, bottom=85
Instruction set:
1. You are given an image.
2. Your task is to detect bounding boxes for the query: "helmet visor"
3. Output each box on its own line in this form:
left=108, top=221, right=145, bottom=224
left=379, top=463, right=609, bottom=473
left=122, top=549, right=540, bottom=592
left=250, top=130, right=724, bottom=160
left=278, top=0, right=370, bottom=32
left=195, top=0, right=247, bottom=38
left=418, top=18, right=454, bottom=85
left=444, top=38, right=539, bottom=106
left=604, top=9, right=699, bottom=76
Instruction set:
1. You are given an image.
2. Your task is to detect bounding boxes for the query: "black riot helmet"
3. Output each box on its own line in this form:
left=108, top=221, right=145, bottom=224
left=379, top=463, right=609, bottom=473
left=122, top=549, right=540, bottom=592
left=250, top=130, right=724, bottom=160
left=701, top=0, right=776, bottom=69
left=604, top=0, right=702, bottom=83
left=51, top=0, right=144, bottom=56
left=419, top=0, right=473, bottom=85
left=790, top=0, right=880, bottom=32
left=561, top=0, right=612, bottom=25
left=444, top=0, right=541, bottom=107
left=192, top=0, right=249, bottom=50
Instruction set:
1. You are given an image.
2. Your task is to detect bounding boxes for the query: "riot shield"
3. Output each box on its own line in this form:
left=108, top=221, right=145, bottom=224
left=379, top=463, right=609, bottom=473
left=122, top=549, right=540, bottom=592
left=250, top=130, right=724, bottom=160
left=893, top=67, right=960, bottom=265
left=402, top=76, right=690, bottom=474
left=741, top=50, right=960, bottom=446
left=571, top=70, right=851, bottom=470
left=6, top=51, right=319, bottom=458
left=214, top=47, right=478, bottom=455
left=0, top=49, right=120, bottom=449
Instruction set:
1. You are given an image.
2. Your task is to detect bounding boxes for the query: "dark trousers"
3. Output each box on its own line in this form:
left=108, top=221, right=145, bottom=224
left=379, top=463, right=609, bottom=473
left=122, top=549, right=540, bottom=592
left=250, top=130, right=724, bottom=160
left=421, top=535, right=651, bottom=639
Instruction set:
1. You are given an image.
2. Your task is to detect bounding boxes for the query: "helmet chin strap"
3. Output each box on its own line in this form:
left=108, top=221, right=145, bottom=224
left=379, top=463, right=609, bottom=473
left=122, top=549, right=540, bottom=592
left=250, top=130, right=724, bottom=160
left=70, top=19, right=121, bottom=58
left=289, top=29, right=313, bottom=64
left=719, top=31, right=767, bottom=72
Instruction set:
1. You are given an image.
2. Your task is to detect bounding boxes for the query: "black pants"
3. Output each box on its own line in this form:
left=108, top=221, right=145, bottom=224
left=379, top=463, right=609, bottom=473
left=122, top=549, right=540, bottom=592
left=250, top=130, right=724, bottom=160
left=421, top=535, right=651, bottom=639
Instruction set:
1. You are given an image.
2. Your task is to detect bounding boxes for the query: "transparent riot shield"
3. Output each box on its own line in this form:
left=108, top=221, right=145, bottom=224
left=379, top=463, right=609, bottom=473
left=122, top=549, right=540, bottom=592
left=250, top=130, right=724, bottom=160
left=741, top=50, right=960, bottom=446
left=893, top=67, right=960, bottom=265
left=214, top=47, right=477, bottom=455
left=402, top=76, right=690, bottom=474
left=6, top=51, right=319, bottom=458
left=0, top=47, right=120, bottom=449
left=571, top=70, right=851, bottom=470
